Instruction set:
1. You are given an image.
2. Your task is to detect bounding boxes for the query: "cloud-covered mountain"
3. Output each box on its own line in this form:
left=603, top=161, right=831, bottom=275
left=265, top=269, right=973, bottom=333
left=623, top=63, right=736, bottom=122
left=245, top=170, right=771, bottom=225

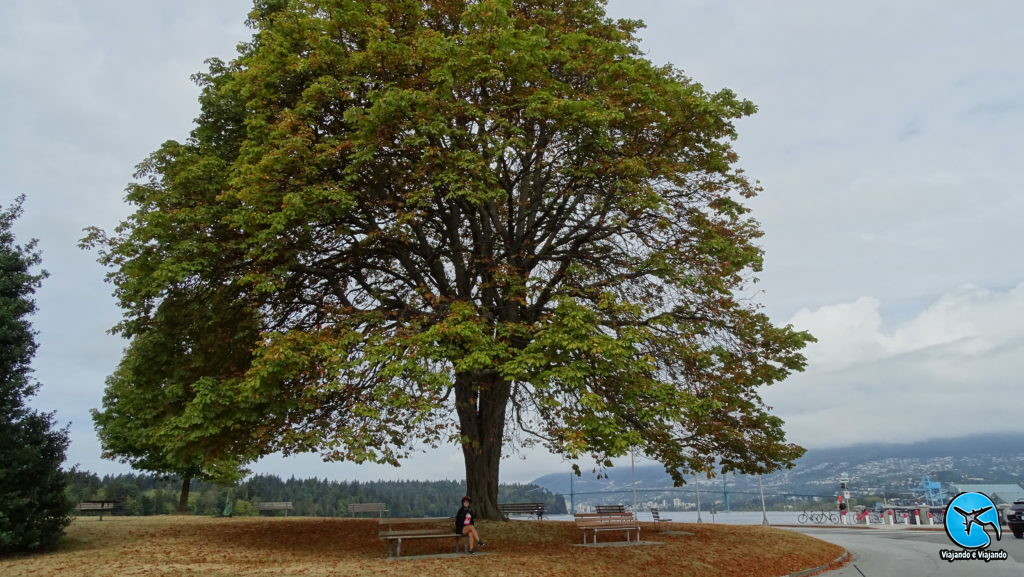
left=532, top=432, right=1024, bottom=507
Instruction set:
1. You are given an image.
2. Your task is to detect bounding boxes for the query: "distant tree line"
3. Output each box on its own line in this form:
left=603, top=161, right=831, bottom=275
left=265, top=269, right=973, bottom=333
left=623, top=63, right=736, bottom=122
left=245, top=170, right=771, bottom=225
left=65, top=471, right=566, bottom=518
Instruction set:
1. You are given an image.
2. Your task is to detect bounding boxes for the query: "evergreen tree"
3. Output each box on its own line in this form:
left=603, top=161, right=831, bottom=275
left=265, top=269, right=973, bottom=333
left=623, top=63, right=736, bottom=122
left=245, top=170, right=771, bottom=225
left=0, top=195, right=73, bottom=553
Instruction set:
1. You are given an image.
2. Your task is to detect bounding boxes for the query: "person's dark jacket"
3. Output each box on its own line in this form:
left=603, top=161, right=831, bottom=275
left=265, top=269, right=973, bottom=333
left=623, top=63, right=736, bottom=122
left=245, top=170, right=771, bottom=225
left=454, top=506, right=473, bottom=534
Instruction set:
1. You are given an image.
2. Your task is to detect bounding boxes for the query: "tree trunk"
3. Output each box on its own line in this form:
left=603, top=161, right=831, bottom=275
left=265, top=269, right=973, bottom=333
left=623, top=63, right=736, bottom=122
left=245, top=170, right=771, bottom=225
left=177, top=475, right=192, bottom=514
left=455, top=370, right=512, bottom=520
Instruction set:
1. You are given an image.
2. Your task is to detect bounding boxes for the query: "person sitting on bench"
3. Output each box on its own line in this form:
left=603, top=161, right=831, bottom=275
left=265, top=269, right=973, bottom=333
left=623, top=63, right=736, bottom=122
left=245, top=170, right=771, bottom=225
left=455, top=496, right=485, bottom=554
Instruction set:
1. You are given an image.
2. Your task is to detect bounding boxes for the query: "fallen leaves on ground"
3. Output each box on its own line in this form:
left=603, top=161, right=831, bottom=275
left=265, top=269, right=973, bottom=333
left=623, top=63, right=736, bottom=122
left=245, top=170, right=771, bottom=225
left=0, top=516, right=844, bottom=577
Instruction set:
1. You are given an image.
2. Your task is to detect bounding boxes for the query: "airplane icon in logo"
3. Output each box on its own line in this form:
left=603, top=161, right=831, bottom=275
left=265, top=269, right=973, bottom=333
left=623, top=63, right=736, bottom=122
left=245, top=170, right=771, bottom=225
left=953, top=505, right=999, bottom=538
left=944, top=492, right=1002, bottom=549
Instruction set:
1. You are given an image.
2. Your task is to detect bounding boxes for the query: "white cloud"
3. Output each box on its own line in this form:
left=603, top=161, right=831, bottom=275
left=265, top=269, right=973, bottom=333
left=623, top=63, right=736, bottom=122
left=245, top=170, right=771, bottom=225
left=767, top=283, right=1024, bottom=447
left=791, top=284, right=1024, bottom=369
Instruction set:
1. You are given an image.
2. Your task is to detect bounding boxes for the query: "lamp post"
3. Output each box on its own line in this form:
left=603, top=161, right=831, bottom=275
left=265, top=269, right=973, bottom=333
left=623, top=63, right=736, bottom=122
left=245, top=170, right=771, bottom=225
left=631, top=450, right=637, bottom=513
left=695, top=475, right=703, bottom=523
left=722, top=475, right=730, bottom=512
left=758, top=475, right=769, bottom=526
left=570, top=471, right=575, bottom=514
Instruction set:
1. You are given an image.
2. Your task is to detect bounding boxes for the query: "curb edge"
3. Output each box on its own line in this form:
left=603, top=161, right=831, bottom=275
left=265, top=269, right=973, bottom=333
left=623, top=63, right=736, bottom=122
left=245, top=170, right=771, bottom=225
left=784, top=550, right=851, bottom=577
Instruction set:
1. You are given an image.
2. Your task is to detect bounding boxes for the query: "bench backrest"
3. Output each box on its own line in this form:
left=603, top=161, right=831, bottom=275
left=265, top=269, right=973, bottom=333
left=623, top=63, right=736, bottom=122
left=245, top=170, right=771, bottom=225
left=76, top=502, right=118, bottom=511
left=575, top=512, right=636, bottom=525
left=594, top=505, right=627, bottom=514
left=256, top=502, right=294, bottom=510
left=378, top=517, right=454, bottom=536
left=349, top=503, right=388, bottom=516
left=498, top=502, right=545, bottom=512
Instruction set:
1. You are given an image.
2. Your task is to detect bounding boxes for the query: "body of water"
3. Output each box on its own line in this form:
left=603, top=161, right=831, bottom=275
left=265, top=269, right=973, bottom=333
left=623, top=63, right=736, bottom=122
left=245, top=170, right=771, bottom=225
left=542, top=510, right=887, bottom=526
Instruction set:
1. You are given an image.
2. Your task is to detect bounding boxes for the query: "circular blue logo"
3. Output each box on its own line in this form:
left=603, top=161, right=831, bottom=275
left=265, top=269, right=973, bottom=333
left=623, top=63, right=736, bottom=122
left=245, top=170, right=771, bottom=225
left=944, top=492, right=1002, bottom=550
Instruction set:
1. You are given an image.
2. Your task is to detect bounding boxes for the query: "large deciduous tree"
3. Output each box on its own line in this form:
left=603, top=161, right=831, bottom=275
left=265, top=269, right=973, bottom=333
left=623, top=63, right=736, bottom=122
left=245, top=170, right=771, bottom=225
left=86, top=0, right=813, bottom=519
left=0, top=195, right=73, bottom=552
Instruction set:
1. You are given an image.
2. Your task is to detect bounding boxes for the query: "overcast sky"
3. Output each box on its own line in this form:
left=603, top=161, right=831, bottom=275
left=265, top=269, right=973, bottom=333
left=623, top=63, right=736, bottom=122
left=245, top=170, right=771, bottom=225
left=2, top=1, right=1022, bottom=484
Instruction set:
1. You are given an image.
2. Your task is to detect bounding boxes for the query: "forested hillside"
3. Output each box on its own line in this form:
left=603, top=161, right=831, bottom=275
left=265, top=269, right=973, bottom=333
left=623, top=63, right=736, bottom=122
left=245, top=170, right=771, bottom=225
left=66, top=471, right=566, bottom=517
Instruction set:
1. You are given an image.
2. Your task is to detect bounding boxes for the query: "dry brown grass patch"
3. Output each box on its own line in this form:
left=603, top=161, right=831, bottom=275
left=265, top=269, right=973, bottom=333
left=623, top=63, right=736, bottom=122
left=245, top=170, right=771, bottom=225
left=0, top=516, right=844, bottom=577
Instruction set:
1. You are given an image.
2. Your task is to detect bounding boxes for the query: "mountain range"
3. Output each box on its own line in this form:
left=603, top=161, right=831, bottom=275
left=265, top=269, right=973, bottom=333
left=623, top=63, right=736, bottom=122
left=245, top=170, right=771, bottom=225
left=530, top=432, right=1024, bottom=508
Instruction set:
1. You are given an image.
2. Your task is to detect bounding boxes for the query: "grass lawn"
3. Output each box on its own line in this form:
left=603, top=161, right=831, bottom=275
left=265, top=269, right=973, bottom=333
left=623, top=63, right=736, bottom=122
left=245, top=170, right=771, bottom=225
left=0, top=516, right=845, bottom=577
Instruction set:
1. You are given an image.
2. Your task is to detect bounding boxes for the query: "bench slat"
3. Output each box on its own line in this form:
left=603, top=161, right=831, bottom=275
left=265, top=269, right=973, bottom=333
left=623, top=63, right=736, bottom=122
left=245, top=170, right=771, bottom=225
left=378, top=516, right=451, bottom=525
left=651, top=508, right=672, bottom=522
left=256, top=502, right=294, bottom=509
left=76, top=503, right=117, bottom=510
left=382, top=532, right=463, bottom=540
left=256, top=501, right=294, bottom=516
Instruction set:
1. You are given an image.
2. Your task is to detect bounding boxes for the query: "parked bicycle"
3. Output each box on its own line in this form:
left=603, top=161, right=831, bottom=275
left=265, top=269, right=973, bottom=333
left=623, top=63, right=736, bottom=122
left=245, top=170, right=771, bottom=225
left=797, top=510, right=839, bottom=524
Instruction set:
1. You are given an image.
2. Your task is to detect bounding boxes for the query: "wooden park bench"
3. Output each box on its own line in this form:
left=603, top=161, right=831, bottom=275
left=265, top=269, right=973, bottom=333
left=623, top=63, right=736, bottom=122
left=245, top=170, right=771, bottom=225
left=497, top=502, right=545, bottom=520
left=75, top=500, right=121, bottom=521
left=378, top=517, right=467, bottom=558
left=348, top=502, right=388, bottom=517
left=594, top=504, right=627, bottom=514
left=256, top=501, right=294, bottom=516
left=574, top=511, right=641, bottom=544
left=651, top=508, right=672, bottom=522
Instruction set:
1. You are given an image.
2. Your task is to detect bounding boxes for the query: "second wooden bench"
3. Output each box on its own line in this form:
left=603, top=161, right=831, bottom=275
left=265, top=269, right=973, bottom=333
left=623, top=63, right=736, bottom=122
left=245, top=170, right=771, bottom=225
left=574, top=512, right=641, bottom=544
left=75, top=500, right=121, bottom=521
left=498, top=502, right=545, bottom=520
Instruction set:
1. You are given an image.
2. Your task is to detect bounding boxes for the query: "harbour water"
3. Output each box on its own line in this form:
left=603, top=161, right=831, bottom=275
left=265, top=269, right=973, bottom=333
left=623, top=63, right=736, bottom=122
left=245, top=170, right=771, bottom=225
left=544, top=510, right=845, bottom=525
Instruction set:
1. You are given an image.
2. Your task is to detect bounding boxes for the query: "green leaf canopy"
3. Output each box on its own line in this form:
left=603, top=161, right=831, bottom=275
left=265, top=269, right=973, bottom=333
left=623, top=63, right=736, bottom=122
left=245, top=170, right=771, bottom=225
left=87, top=0, right=814, bottom=515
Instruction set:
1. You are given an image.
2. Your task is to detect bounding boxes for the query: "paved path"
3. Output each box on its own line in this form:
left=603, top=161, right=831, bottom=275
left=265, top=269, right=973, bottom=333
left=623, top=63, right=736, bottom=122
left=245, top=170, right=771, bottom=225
left=786, top=527, right=1024, bottom=577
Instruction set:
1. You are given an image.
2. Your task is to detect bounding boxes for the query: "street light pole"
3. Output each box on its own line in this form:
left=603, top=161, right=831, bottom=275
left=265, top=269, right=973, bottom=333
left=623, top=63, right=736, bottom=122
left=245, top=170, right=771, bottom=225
left=695, top=475, right=703, bottom=523
left=570, top=471, right=575, bottom=514
left=758, top=475, right=769, bottom=526
left=631, top=450, right=637, bottom=513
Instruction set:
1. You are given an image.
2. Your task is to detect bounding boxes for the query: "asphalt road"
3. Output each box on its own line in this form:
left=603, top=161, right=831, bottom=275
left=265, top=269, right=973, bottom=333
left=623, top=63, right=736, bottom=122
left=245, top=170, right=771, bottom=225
left=787, top=527, right=1024, bottom=577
